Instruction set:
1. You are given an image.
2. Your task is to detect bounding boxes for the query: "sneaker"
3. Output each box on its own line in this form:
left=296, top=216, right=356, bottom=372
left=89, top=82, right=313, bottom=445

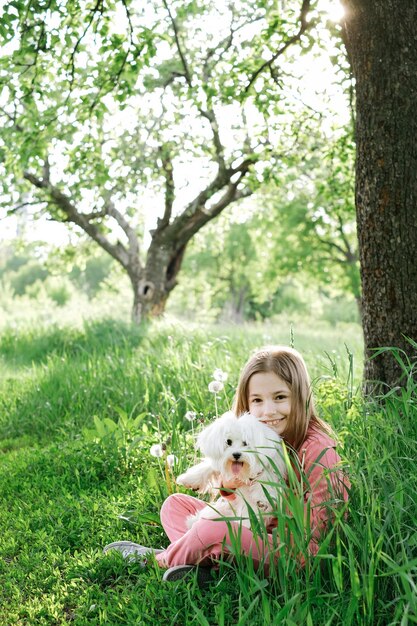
left=103, top=541, right=164, bottom=562
left=162, top=565, right=214, bottom=587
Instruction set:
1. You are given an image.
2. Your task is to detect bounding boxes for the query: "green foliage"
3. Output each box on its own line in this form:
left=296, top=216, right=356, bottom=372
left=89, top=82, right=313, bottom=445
left=0, top=247, right=31, bottom=273
left=0, top=0, right=358, bottom=330
left=0, top=240, right=119, bottom=308
left=0, top=0, right=351, bottom=296
left=67, top=251, right=115, bottom=298
left=168, top=202, right=359, bottom=324
left=162, top=128, right=359, bottom=323
left=1, top=232, right=359, bottom=326
left=43, top=276, right=74, bottom=306
left=256, top=132, right=360, bottom=298
left=8, top=260, right=49, bottom=295
left=0, top=0, right=321, bottom=199
left=321, top=295, right=360, bottom=326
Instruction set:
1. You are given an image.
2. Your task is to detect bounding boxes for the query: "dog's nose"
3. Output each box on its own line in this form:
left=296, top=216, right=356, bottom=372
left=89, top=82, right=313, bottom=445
left=233, top=452, right=241, bottom=460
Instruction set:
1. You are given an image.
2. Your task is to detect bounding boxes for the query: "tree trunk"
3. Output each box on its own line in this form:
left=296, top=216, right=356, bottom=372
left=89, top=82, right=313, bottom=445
left=131, top=281, right=170, bottom=324
left=129, top=239, right=186, bottom=324
left=341, top=0, right=417, bottom=390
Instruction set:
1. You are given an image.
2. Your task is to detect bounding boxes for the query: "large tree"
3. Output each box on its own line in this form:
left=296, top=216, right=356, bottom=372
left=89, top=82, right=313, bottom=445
left=341, top=1, right=417, bottom=388
left=0, top=0, right=316, bottom=323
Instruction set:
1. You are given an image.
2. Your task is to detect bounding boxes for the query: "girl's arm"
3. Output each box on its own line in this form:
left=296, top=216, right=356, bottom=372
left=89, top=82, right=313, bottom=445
left=299, top=440, right=350, bottom=555
left=176, top=460, right=220, bottom=493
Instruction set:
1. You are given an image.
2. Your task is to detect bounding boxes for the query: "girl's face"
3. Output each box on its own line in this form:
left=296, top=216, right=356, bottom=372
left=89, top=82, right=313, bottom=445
left=248, top=371, right=292, bottom=436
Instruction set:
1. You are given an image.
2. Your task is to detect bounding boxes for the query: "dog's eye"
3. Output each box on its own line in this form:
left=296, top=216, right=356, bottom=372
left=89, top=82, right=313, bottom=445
left=242, top=441, right=247, bottom=447
left=226, top=439, right=233, bottom=446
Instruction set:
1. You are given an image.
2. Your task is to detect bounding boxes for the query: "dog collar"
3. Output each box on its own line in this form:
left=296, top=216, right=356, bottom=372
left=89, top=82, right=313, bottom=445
left=219, top=486, right=237, bottom=499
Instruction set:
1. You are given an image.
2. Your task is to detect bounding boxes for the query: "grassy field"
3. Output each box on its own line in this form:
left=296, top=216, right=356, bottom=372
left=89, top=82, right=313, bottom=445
left=0, top=317, right=416, bottom=625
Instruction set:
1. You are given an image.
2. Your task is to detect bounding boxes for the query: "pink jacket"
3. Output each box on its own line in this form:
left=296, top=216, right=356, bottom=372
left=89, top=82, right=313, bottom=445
left=287, top=425, right=350, bottom=555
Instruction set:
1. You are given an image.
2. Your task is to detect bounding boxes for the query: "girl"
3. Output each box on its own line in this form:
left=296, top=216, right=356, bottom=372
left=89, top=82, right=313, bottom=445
left=103, top=345, right=350, bottom=584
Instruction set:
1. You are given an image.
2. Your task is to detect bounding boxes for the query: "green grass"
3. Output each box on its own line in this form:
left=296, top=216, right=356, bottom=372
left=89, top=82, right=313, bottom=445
left=0, top=317, right=416, bottom=625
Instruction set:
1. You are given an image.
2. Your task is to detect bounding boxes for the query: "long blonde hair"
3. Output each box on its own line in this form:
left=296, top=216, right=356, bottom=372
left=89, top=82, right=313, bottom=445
left=233, top=345, right=333, bottom=450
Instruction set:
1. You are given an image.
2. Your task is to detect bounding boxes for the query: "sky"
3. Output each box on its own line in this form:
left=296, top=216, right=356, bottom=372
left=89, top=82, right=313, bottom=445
left=0, top=0, right=346, bottom=248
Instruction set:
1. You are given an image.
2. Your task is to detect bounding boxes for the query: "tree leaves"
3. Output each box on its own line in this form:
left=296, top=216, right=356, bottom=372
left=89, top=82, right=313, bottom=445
left=0, top=0, right=352, bottom=320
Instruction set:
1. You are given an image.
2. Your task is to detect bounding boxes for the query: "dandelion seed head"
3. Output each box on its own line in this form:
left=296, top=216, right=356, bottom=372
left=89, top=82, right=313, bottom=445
left=208, top=380, right=224, bottom=393
left=213, top=368, right=228, bottom=382
left=166, top=454, right=178, bottom=468
left=185, top=411, right=197, bottom=422
left=150, top=444, right=164, bottom=458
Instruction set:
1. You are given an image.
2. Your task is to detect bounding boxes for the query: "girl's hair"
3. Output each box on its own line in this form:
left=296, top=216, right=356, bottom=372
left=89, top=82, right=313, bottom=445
left=233, top=345, right=333, bottom=450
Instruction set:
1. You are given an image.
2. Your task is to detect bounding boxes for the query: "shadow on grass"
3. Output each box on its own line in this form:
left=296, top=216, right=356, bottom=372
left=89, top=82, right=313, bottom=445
left=0, top=318, right=147, bottom=368
left=0, top=319, right=150, bottom=442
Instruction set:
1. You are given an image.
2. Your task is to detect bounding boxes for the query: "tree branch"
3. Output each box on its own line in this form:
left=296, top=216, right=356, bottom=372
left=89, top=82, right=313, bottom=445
left=23, top=170, right=132, bottom=270
left=206, top=177, right=253, bottom=217
left=244, top=0, right=313, bottom=94
left=67, top=0, right=104, bottom=96
left=159, top=157, right=254, bottom=248
left=198, top=18, right=265, bottom=171
left=198, top=107, right=226, bottom=172
left=201, top=14, right=265, bottom=85
left=157, top=146, right=175, bottom=229
left=0, top=106, right=24, bottom=132
left=3, top=199, right=48, bottom=214
left=336, top=212, right=357, bottom=262
left=202, top=31, right=233, bottom=85
left=104, top=198, right=141, bottom=262
left=319, top=254, right=347, bottom=265
left=162, top=0, right=192, bottom=88
left=315, top=233, right=352, bottom=262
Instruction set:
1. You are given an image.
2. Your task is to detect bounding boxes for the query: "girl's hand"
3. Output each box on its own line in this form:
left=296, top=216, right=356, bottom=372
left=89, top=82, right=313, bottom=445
left=221, top=476, right=245, bottom=490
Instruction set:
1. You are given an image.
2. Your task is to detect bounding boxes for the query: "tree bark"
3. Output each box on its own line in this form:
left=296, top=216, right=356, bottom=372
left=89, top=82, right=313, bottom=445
left=341, top=0, right=417, bottom=390
left=129, top=239, right=186, bottom=324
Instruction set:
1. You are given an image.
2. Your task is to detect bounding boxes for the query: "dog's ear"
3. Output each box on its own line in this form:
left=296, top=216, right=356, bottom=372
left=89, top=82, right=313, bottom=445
left=238, top=412, right=259, bottom=445
left=240, top=412, right=281, bottom=449
left=197, top=421, right=225, bottom=458
left=197, top=412, right=237, bottom=458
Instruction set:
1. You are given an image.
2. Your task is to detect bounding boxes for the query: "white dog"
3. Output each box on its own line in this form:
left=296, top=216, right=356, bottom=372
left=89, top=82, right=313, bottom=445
left=176, top=411, right=286, bottom=529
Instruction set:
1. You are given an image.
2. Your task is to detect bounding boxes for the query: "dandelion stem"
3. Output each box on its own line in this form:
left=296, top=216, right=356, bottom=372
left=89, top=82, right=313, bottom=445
left=191, top=420, right=197, bottom=463
left=165, top=459, right=173, bottom=494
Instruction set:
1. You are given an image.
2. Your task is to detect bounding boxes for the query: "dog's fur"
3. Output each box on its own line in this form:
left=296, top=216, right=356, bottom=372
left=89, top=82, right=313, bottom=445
left=176, top=411, right=286, bottom=529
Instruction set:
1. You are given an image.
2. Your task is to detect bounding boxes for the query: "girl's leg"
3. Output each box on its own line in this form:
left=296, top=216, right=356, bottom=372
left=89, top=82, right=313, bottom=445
left=157, top=504, right=273, bottom=570
left=159, top=493, right=208, bottom=542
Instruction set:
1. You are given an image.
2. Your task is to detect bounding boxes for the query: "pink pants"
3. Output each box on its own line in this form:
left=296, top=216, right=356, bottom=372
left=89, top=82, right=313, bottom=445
left=155, top=493, right=272, bottom=570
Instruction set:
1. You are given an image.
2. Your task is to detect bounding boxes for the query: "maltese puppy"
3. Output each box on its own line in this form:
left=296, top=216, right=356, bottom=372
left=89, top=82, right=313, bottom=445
left=176, top=411, right=286, bottom=529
